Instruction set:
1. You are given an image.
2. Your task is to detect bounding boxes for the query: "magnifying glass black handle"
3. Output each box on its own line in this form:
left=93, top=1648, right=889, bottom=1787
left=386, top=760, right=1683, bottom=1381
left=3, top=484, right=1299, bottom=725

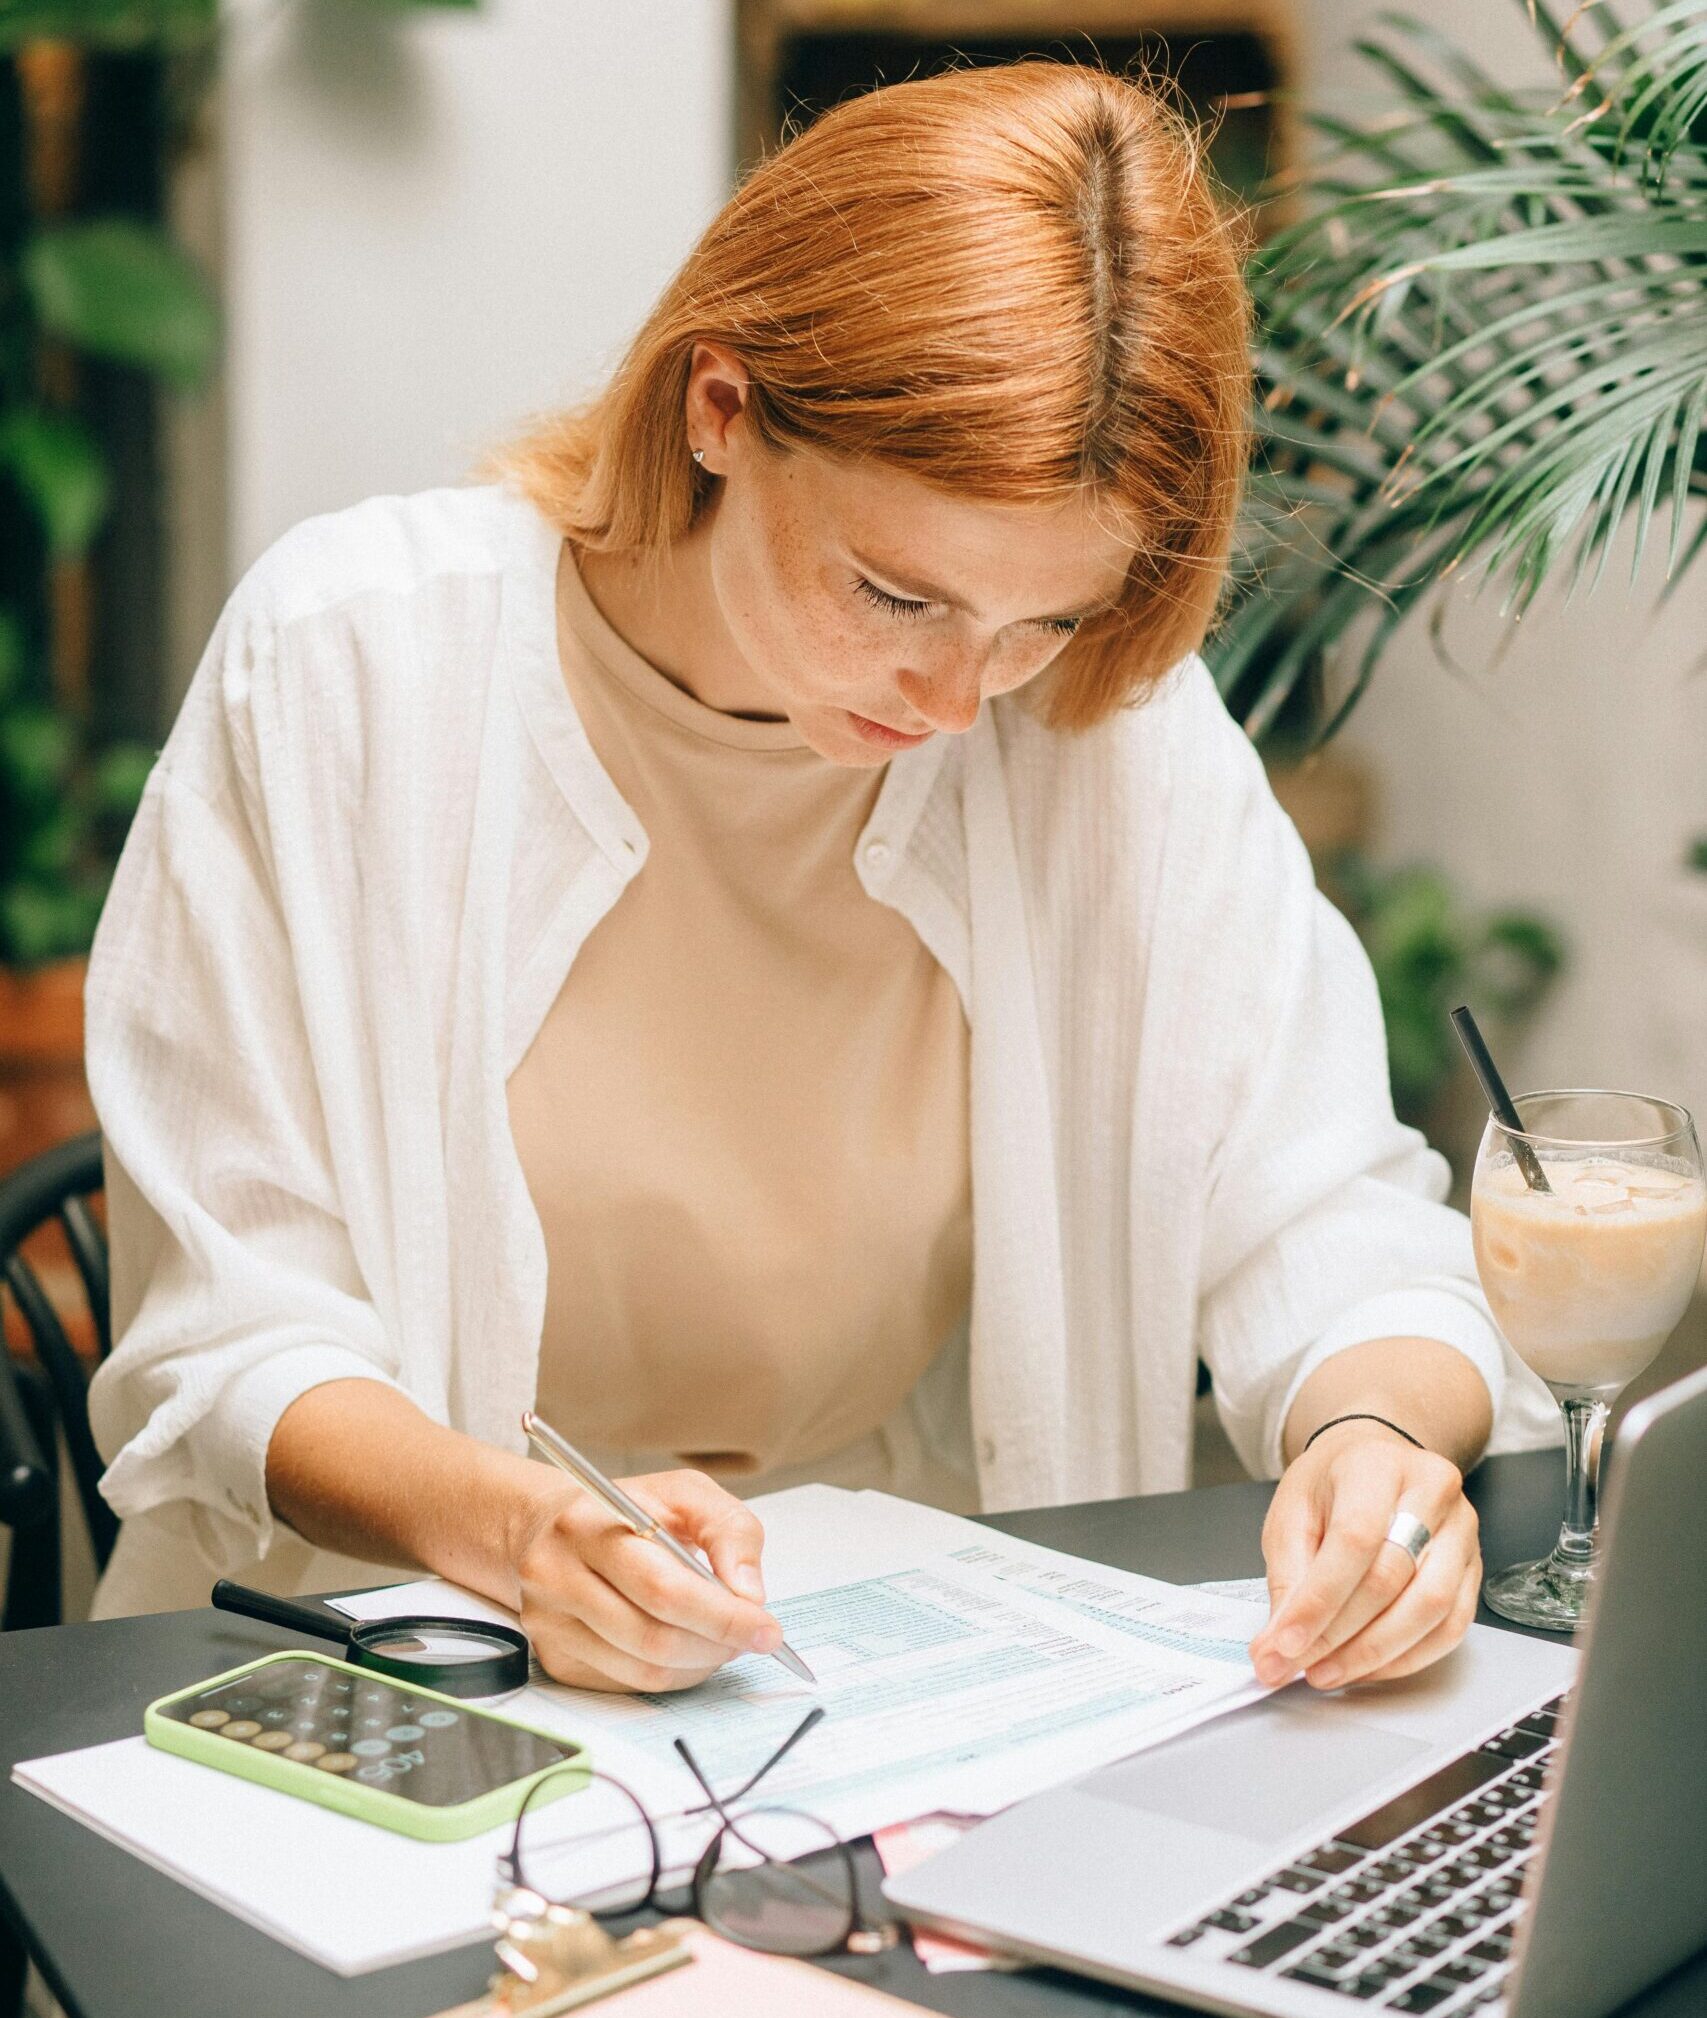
left=211, top=1579, right=349, bottom=1647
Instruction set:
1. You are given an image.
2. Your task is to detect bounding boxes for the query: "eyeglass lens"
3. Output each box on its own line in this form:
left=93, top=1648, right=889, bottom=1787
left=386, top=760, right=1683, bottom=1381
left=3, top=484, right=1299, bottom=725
left=697, top=1807, right=856, bottom=1956
left=514, top=1770, right=659, bottom=1917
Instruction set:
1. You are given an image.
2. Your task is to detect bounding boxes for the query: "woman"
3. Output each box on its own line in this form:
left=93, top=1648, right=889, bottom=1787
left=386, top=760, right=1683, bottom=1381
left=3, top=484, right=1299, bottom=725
left=85, top=61, right=1554, bottom=1694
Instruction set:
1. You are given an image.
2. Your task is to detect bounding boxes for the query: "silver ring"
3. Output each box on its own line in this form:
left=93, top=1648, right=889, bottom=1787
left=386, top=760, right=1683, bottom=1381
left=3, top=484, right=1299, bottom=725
left=1384, top=1510, right=1432, bottom=1569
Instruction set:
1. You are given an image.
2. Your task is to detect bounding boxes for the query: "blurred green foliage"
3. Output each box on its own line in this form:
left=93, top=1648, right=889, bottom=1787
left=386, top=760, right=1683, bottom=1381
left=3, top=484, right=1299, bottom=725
left=2, top=0, right=475, bottom=969
left=1327, top=853, right=1565, bottom=1129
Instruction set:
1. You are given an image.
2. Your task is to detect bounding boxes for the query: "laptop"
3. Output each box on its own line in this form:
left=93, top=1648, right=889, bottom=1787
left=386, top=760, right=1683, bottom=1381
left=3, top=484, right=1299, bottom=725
left=884, top=1362, right=1707, bottom=2018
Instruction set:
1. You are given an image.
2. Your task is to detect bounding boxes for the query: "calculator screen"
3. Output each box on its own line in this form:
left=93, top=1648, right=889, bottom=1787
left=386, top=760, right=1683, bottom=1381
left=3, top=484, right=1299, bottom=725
left=160, top=1657, right=581, bottom=1807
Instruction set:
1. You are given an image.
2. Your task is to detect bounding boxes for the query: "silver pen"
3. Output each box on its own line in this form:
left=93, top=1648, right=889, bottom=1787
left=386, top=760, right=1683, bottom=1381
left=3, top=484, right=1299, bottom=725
left=521, top=1410, right=816, bottom=1686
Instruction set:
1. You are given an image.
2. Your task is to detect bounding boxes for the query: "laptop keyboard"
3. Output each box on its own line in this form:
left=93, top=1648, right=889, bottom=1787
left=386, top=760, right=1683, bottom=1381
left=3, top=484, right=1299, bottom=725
left=1160, top=1694, right=1567, bottom=2014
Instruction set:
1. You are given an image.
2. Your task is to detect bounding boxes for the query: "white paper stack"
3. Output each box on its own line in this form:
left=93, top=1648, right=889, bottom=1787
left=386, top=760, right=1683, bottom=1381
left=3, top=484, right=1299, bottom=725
left=15, top=1485, right=1277, bottom=1975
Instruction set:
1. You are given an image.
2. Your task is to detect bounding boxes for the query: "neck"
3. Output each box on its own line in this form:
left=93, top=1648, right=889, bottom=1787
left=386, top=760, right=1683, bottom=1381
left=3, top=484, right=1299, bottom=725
left=572, top=509, right=784, bottom=720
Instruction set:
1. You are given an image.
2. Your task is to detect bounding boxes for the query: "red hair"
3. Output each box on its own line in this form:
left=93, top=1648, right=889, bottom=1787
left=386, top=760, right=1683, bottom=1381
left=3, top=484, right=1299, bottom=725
left=482, top=61, right=1250, bottom=729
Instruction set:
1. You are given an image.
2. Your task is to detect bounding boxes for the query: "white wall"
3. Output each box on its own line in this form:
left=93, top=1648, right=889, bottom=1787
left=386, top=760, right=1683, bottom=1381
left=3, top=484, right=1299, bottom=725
left=215, top=0, right=1705, bottom=1134
left=219, top=0, right=734, bottom=573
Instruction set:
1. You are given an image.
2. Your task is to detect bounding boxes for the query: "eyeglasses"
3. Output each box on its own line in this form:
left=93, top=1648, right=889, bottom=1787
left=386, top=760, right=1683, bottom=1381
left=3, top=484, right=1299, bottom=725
left=497, top=1706, right=897, bottom=1960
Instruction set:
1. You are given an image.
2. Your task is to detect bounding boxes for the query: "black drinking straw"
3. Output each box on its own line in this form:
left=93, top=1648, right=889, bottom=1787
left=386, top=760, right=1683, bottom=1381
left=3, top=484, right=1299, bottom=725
left=1450, top=1004, right=1552, bottom=1193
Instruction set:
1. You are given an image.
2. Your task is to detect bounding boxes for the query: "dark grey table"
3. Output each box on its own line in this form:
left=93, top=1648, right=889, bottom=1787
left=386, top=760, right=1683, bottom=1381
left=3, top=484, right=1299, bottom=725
left=4, top=1451, right=1705, bottom=2018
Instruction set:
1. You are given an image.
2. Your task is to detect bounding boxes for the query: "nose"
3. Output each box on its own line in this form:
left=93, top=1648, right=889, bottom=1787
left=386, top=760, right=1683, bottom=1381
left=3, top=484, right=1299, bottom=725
left=897, top=654, right=982, bottom=736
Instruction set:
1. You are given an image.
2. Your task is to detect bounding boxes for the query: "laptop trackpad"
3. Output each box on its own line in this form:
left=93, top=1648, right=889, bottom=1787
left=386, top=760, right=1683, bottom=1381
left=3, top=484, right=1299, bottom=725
left=1081, top=1699, right=1431, bottom=1844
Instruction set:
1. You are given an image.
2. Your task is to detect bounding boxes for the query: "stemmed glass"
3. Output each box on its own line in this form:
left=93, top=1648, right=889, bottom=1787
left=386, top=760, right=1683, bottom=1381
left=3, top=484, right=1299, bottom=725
left=1471, top=1090, right=1706, bottom=1631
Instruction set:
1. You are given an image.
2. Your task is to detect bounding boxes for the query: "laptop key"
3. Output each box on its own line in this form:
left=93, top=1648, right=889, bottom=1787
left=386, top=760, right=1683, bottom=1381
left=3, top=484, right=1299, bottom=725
left=1283, top=1963, right=1348, bottom=1990
left=1300, top=1898, right=1354, bottom=1927
left=1389, top=1986, right=1455, bottom=2013
left=1337, top=1753, right=1508, bottom=1852
left=1203, top=1909, right=1258, bottom=1933
left=1408, top=1928, right=1454, bottom=1953
left=1481, top=1730, right=1549, bottom=1761
left=1333, top=1878, right=1387, bottom=1904
left=1164, top=1928, right=1203, bottom=1948
left=1272, top=1867, right=1326, bottom=1894
left=1227, top=1921, right=1318, bottom=1968
left=1301, top=1843, right=1366, bottom=1875
left=1233, top=1886, right=1271, bottom=1908
left=1439, top=1957, right=1492, bottom=1983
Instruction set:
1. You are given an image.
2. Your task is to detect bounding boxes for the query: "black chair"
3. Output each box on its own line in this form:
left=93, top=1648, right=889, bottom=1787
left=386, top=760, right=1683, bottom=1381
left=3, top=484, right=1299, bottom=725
left=0, top=1131, right=115, bottom=1635
left=0, top=1130, right=111, bottom=2015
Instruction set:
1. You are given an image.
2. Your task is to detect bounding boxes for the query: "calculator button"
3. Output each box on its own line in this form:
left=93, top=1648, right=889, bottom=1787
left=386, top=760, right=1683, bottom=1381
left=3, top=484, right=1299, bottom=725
left=222, top=1720, right=263, bottom=1740
left=419, top=1709, right=459, bottom=1729
left=188, top=1710, right=230, bottom=1729
left=351, top=1739, right=391, bottom=1758
left=251, top=1731, right=294, bottom=1751
left=284, top=1741, right=326, bottom=1763
left=315, top=1753, right=358, bottom=1773
left=386, top=1724, right=425, bottom=1742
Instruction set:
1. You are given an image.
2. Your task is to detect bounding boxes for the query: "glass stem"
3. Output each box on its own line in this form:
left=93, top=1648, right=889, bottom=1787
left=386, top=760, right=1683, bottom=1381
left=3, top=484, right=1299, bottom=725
left=1553, top=1396, right=1610, bottom=1565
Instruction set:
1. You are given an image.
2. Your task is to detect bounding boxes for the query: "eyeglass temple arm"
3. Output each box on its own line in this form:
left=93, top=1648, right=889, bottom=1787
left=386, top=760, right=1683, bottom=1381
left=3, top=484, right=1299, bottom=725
left=698, top=1705, right=828, bottom=1810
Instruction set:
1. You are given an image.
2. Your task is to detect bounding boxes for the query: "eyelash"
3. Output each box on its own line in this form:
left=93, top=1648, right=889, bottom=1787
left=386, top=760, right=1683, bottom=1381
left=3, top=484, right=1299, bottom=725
left=853, top=577, right=1082, bottom=638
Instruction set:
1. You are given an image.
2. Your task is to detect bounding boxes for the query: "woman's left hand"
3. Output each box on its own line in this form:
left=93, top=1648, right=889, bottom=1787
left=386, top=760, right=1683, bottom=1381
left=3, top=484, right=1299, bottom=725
left=1247, top=1421, right=1482, bottom=1692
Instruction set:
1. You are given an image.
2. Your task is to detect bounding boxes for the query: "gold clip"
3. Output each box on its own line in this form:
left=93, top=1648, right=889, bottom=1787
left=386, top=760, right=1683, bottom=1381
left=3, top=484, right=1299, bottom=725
left=429, top=1890, right=691, bottom=2018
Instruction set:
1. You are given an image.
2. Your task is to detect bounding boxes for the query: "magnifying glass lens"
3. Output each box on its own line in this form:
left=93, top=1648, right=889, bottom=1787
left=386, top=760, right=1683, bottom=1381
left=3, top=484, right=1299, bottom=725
left=347, top=1614, right=532, bottom=1696
left=364, top=1627, right=517, bottom=1664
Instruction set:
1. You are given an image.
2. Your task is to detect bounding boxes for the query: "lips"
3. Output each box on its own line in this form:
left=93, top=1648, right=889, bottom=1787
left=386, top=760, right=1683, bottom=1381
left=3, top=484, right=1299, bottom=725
left=846, top=711, right=932, bottom=749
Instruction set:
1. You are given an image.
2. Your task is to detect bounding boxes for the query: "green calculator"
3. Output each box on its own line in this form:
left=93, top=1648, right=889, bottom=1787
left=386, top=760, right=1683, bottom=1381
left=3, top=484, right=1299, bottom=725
left=145, top=1650, right=589, bottom=1841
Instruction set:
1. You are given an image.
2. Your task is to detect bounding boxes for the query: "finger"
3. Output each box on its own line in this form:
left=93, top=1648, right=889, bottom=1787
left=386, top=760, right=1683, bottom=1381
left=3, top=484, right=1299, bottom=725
left=1256, top=1467, right=1401, bottom=1668
left=635, top=1471, right=769, bottom=1603
left=535, top=1553, right=749, bottom=1677
left=530, top=1607, right=726, bottom=1695
left=1335, top=1566, right=1483, bottom=1688
left=1305, top=1511, right=1479, bottom=1688
left=1258, top=1467, right=1322, bottom=1627
left=583, top=1516, right=781, bottom=1655
left=1297, top=1464, right=1470, bottom=1669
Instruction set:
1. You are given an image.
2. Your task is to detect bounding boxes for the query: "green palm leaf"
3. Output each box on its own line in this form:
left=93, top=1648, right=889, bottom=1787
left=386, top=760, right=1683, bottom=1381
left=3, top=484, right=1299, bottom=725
left=1215, top=0, right=1707, bottom=743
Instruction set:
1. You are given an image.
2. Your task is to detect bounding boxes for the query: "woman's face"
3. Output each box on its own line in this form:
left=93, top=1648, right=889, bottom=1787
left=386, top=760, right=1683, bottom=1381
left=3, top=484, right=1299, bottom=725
left=691, top=352, right=1137, bottom=768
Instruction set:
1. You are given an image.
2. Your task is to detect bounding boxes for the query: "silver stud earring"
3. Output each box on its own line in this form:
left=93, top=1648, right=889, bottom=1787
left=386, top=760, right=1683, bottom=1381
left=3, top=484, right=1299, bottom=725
left=691, top=448, right=706, bottom=466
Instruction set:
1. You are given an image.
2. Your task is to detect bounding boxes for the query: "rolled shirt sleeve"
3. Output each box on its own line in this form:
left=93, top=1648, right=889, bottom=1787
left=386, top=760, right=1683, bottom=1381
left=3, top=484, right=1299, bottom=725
left=1191, top=727, right=1559, bottom=1480
left=86, top=596, right=405, bottom=1573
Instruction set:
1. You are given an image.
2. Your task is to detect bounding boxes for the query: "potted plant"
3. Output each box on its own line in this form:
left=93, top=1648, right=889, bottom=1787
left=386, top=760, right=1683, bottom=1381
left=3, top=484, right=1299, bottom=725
left=1213, top=0, right=1707, bottom=739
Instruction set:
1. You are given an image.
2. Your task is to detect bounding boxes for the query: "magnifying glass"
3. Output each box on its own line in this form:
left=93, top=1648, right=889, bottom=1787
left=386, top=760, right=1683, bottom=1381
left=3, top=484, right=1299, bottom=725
left=211, top=1579, right=531, bottom=1698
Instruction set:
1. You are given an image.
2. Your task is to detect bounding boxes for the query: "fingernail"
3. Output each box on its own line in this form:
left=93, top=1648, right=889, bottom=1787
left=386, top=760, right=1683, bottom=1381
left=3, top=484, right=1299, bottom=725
left=750, top=1620, right=782, bottom=1654
left=1277, top=1628, right=1306, bottom=1659
left=732, top=1564, right=764, bottom=1600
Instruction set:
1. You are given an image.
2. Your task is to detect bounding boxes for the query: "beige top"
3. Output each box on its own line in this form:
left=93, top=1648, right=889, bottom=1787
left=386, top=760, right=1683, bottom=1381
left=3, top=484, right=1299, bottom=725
left=507, top=543, right=975, bottom=1506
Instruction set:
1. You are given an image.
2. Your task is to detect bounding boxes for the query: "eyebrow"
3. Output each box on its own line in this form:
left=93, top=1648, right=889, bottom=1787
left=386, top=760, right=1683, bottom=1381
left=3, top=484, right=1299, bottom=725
left=848, top=547, right=1118, bottom=626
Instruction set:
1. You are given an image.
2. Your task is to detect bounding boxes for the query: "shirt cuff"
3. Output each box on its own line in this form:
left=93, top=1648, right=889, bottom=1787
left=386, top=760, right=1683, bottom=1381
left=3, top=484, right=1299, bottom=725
left=197, top=1342, right=404, bottom=1562
left=1264, top=1284, right=1507, bottom=1478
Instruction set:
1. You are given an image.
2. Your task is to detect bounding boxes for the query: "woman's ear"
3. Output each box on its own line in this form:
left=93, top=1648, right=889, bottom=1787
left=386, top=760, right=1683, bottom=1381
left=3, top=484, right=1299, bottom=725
left=684, top=341, right=752, bottom=474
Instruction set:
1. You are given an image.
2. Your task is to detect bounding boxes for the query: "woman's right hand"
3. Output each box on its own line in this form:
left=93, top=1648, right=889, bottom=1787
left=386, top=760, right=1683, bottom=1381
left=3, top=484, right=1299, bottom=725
left=508, top=1467, right=784, bottom=1692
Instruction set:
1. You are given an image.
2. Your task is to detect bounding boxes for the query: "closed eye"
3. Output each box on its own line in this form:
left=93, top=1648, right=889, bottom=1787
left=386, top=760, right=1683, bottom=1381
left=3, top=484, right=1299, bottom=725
left=853, top=576, right=1083, bottom=638
left=855, top=577, right=933, bottom=622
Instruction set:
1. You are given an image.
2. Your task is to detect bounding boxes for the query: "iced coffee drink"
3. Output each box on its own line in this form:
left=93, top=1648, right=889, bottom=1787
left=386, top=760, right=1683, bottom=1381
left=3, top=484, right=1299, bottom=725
left=1470, top=1090, right=1704, bottom=1631
left=1473, top=1155, right=1707, bottom=1394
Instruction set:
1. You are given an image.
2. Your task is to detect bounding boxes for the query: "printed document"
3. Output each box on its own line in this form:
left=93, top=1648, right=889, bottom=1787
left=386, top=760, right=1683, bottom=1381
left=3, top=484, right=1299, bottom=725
left=16, top=1486, right=1275, bottom=1974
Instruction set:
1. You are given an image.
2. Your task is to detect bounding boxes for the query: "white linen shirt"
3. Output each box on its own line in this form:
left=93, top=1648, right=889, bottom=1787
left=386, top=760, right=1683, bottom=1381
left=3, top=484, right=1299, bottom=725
left=84, top=480, right=1558, bottom=1617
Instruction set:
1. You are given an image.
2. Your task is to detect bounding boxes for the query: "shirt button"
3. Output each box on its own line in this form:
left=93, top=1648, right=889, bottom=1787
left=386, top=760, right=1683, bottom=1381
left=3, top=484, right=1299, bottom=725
left=863, top=839, right=891, bottom=869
